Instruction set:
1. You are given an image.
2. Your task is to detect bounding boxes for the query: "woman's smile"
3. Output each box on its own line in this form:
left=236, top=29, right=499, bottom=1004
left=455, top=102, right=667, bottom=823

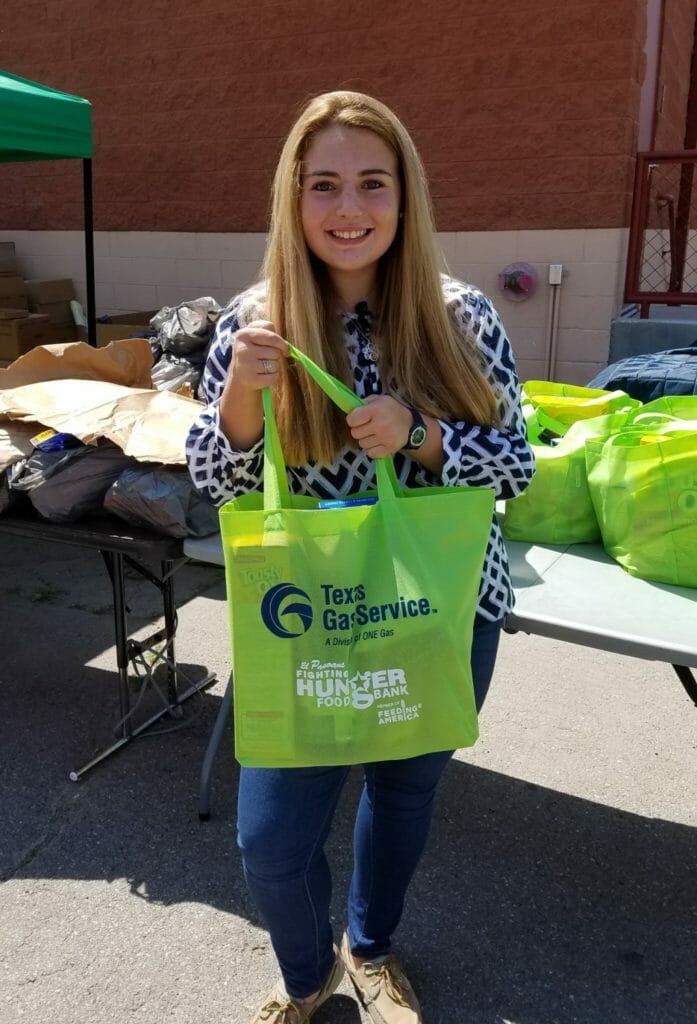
left=328, top=228, right=373, bottom=242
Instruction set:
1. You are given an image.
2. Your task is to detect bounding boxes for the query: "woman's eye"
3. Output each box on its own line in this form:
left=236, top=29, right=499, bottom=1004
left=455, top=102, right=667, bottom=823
left=363, top=179, right=384, bottom=189
left=312, top=181, right=334, bottom=192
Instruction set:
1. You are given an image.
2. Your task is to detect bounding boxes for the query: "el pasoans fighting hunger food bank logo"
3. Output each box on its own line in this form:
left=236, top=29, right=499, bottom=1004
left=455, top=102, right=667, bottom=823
left=258, top=581, right=431, bottom=724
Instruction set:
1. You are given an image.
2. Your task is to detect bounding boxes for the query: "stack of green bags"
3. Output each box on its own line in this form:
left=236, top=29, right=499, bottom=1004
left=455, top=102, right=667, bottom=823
left=502, top=382, right=697, bottom=588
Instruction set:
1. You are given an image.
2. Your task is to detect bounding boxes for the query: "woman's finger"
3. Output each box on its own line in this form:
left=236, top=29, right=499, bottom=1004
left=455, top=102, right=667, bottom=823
left=346, top=405, right=373, bottom=429
left=236, top=324, right=289, bottom=357
left=256, top=355, right=280, bottom=378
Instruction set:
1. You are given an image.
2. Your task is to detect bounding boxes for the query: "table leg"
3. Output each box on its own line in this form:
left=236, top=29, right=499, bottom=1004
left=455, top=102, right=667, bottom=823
left=161, top=558, right=179, bottom=710
left=68, top=550, right=216, bottom=781
left=198, top=673, right=233, bottom=821
left=106, top=550, right=132, bottom=741
left=673, top=664, right=697, bottom=707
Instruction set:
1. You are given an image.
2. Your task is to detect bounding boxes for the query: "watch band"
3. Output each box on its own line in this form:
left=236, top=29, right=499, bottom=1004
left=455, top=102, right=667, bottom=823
left=403, top=404, right=427, bottom=450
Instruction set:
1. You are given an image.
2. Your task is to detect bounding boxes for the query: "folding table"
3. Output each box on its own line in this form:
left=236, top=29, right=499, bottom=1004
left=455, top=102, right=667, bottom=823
left=0, top=511, right=216, bottom=779
left=505, top=540, right=697, bottom=705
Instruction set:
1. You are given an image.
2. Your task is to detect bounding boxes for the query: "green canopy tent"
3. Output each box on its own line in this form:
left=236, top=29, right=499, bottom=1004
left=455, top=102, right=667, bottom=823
left=0, top=70, right=96, bottom=345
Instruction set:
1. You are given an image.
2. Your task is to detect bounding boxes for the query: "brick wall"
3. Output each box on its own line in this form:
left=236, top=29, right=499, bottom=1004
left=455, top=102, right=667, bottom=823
left=0, top=0, right=649, bottom=233
left=653, top=0, right=697, bottom=149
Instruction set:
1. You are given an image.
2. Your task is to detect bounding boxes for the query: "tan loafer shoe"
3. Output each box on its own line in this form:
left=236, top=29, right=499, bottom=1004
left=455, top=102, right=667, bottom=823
left=340, top=931, right=422, bottom=1023
left=251, top=947, right=344, bottom=1023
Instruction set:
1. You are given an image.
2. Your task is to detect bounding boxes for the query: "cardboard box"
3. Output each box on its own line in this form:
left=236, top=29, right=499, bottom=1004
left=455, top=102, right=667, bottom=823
left=0, top=295, right=28, bottom=310
left=0, top=274, right=28, bottom=310
left=0, top=241, right=18, bottom=275
left=25, top=278, right=75, bottom=304
left=96, top=310, right=156, bottom=347
left=31, top=300, right=74, bottom=325
left=0, top=274, right=26, bottom=297
left=0, top=315, right=76, bottom=360
left=0, top=307, right=31, bottom=320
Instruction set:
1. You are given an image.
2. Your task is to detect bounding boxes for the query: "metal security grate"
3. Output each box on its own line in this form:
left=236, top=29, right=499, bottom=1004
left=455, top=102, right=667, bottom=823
left=624, top=150, right=697, bottom=316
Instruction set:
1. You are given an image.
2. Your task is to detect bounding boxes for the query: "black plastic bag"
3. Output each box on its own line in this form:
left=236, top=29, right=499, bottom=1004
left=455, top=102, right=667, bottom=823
left=104, top=467, right=220, bottom=538
left=151, top=297, right=221, bottom=356
left=9, top=442, right=137, bottom=523
left=0, top=468, right=25, bottom=514
left=151, top=351, right=204, bottom=394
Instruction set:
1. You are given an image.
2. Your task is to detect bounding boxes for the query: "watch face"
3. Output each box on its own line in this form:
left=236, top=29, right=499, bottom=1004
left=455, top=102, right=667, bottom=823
left=409, top=425, right=427, bottom=448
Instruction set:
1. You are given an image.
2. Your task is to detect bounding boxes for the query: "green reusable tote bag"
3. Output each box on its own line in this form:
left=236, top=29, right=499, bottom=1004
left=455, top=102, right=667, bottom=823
left=627, top=395, right=697, bottom=430
left=522, top=381, right=641, bottom=436
left=503, top=379, right=642, bottom=545
left=585, top=423, right=697, bottom=588
left=502, top=409, right=638, bottom=543
left=219, top=346, right=495, bottom=768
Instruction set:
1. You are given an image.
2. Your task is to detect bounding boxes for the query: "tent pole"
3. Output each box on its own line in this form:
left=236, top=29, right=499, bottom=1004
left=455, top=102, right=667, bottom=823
left=82, top=158, right=96, bottom=347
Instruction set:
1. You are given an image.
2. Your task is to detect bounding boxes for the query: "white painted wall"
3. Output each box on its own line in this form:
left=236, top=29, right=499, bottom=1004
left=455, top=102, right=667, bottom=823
left=0, top=228, right=629, bottom=385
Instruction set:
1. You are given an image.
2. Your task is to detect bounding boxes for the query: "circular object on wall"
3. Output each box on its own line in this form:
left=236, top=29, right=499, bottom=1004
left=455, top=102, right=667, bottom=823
left=497, top=261, right=539, bottom=302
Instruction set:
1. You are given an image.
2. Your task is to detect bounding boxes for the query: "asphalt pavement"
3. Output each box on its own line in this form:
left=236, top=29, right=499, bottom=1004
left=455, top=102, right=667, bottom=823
left=1, top=530, right=696, bottom=1024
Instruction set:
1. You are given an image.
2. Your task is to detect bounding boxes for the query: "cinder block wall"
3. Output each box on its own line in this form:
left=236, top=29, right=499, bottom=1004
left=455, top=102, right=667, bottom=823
left=0, top=225, right=629, bottom=385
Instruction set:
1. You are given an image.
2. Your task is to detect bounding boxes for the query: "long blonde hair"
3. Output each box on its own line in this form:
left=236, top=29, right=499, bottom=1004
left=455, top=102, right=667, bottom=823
left=262, top=90, right=499, bottom=465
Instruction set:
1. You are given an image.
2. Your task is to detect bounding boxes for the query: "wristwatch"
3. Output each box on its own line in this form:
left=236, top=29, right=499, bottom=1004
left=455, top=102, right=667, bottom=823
left=403, top=404, right=427, bottom=450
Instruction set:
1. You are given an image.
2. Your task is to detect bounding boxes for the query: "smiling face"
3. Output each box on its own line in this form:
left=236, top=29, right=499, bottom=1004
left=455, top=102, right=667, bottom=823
left=300, top=125, right=401, bottom=307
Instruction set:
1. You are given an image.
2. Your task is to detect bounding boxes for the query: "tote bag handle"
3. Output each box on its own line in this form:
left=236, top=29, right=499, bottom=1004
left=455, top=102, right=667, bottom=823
left=533, top=406, right=572, bottom=439
left=261, top=341, right=400, bottom=511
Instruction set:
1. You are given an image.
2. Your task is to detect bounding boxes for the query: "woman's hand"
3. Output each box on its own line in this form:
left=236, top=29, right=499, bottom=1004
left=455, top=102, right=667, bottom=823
left=219, top=320, right=288, bottom=449
left=346, top=395, right=413, bottom=458
left=229, top=320, right=288, bottom=391
left=346, top=395, right=444, bottom=474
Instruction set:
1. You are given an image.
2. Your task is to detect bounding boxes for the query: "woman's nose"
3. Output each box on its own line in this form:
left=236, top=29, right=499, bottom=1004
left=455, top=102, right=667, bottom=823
left=336, top=186, right=361, bottom=216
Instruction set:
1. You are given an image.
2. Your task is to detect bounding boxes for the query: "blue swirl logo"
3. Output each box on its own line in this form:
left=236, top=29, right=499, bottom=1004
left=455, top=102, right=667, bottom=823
left=261, top=583, right=314, bottom=638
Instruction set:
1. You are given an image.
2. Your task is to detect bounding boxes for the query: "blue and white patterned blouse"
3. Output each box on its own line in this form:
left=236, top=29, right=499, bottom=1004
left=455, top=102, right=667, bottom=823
left=186, top=276, right=535, bottom=620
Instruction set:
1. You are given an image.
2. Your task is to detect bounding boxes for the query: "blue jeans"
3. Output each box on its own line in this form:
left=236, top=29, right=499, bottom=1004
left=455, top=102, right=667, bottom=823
left=237, top=613, right=503, bottom=998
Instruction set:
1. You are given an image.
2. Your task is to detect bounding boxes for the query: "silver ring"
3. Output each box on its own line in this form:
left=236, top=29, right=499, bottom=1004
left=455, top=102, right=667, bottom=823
left=262, top=358, right=274, bottom=374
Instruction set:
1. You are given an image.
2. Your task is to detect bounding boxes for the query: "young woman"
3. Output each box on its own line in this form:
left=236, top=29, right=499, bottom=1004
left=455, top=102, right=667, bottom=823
left=187, top=90, right=534, bottom=1024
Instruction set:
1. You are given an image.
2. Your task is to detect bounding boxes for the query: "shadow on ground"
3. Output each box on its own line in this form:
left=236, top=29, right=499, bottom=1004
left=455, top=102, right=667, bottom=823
left=3, top=682, right=695, bottom=1024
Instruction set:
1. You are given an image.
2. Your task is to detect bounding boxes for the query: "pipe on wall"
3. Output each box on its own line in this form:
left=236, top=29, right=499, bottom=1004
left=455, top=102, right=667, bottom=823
left=544, top=265, right=564, bottom=380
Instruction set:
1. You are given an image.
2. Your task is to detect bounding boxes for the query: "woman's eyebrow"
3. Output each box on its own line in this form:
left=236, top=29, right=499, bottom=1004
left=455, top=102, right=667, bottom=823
left=302, top=168, right=394, bottom=178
